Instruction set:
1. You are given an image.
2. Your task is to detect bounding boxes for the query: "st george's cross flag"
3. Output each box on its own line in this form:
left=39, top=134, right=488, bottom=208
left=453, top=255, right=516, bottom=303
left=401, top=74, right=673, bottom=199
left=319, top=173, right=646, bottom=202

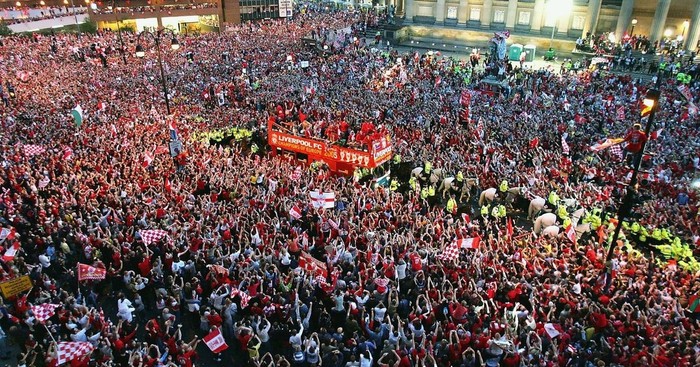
left=309, top=191, right=335, bottom=209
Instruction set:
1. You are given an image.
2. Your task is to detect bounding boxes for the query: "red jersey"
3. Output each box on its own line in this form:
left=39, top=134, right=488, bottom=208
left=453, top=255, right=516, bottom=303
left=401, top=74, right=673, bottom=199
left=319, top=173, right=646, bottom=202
left=625, top=130, right=647, bottom=153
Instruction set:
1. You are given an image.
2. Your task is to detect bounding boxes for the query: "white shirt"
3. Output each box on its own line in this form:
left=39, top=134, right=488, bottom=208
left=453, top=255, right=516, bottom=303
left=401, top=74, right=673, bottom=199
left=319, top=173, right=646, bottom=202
left=171, top=260, right=185, bottom=273
left=396, top=262, right=407, bottom=280
left=38, top=254, right=51, bottom=268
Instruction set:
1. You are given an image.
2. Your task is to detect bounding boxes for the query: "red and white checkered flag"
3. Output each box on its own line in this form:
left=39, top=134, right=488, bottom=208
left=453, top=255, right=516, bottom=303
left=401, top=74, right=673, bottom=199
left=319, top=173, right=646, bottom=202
left=561, top=135, right=570, bottom=156
left=139, top=230, right=169, bottom=246
left=437, top=241, right=460, bottom=262
left=31, top=303, right=60, bottom=323
left=22, top=144, right=46, bottom=156
left=231, top=289, right=251, bottom=309
left=57, top=341, right=94, bottom=365
left=609, top=144, right=624, bottom=161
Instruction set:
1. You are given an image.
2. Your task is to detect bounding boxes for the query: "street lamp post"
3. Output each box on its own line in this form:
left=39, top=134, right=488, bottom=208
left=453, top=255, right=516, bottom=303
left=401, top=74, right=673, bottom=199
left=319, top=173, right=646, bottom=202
left=113, top=0, right=127, bottom=64
left=135, top=29, right=180, bottom=115
left=630, top=18, right=637, bottom=36
left=604, top=75, right=663, bottom=285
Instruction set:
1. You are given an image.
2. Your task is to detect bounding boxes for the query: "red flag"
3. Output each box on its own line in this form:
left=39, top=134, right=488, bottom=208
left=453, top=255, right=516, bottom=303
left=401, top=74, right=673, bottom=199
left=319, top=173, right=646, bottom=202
left=57, top=342, right=94, bottom=365
left=565, top=224, right=577, bottom=246
left=289, top=205, right=302, bottom=220
left=436, top=240, right=460, bottom=262
left=689, top=294, right=700, bottom=313
left=2, top=242, right=20, bottom=262
left=616, top=106, right=625, bottom=120
left=529, top=137, right=539, bottom=149
left=77, top=263, right=107, bottom=281
left=650, top=129, right=663, bottom=140
left=0, top=227, right=16, bottom=241
left=62, top=146, right=73, bottom=160
left=164, top=177, right=172, bottom=194
left=209, top=264, right=229, bottom=276
left=155, top=146, right=169, bottom=155
left=31, top=303, right=60, bottom=323
left=456, top=237, right=481, bottom=249
left=506, top=217, right=513, bottom=237
left=299, top=252, right=328, bottom=278
left=142, top=152, right=154, bottom=168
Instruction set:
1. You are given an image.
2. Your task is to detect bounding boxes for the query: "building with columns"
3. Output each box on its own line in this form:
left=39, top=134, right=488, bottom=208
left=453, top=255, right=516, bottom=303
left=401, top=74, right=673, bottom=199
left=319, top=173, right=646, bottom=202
left=398, top=0, right=700, bottom=50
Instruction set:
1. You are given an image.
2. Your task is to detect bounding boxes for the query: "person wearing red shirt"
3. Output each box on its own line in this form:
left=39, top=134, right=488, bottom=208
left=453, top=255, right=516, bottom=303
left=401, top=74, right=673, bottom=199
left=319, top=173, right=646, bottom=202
left=624, top=124, right=647, bottom=154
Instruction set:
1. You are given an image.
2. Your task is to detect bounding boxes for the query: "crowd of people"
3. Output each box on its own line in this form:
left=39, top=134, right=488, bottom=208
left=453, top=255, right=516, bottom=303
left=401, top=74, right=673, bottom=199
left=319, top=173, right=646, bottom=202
left=0, top=6, right=87, bottom=25
left=0, top=7, right=699, bottom=367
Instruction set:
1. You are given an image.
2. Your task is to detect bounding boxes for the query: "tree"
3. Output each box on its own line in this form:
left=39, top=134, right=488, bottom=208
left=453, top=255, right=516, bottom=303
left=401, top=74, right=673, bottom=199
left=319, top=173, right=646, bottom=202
left=0, top=23, right=13, bottom=36
left=79, top=18, right=98, bottom=34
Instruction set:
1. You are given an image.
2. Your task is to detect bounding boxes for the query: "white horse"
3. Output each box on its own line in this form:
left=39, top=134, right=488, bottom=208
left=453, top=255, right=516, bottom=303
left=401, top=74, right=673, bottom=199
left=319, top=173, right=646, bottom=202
left=570, top=208, right=586, bottom=226
left=570, top=207, right=594, bottom=237
left=542, top=225, right=560, bottom=237
left=528, top=197, right=580, bottom=220
left=533, top=213, right=558, bottom=234
left=438, top=177, right=479, bottom=201
left=411, top=167, right=444, bottom=186
left=478, top=187, right=526, bottom=207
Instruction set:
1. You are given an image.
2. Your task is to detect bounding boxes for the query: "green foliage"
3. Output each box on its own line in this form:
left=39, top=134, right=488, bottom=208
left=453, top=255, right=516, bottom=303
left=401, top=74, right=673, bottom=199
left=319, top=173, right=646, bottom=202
left=79, top=18, right=98, bottom=34
left=0, top=23, right=13, bottom=36
left=118, top=24, right=135, bottom=33
left=190, top=127, right=253, bottom=144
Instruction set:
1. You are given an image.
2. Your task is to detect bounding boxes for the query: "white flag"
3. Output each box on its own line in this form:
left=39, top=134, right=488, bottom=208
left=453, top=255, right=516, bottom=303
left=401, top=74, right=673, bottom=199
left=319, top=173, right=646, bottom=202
left=309, top=191, right=336, bottom=209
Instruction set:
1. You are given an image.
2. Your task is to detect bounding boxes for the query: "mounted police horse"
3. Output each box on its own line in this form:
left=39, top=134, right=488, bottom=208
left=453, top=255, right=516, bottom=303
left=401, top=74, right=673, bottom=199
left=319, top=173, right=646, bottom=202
left=438, top=176, right=479, bottom=201
left=533, top=207, right=590, bottom=237
left=478, top=187, right=527, bottom=208
left=527, top=197, right=579, bottom=220
left=411, top=167, right=444, bottom=186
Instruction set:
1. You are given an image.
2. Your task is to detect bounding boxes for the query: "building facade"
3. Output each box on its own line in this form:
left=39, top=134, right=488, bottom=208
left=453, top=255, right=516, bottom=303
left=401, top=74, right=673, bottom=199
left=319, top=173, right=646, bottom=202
left=397, top=0, right=700, bottom=50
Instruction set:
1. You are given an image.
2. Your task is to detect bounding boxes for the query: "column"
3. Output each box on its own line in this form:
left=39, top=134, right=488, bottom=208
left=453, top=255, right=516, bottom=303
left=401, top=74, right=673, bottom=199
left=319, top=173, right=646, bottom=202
left=649, top=0, right=671, bottom=43
left=436, top=0, right=446, bottom=24
left=614, top=0, right=635, bottom=42
left=505, top=0, right=517, bottom=29
left=557, top=12, right=569, bottom=36
left=156, top=7, right=163, bottom=29
left=481, top=0, right=493, bottom=29
left=405, top=0, right=415, bottom=22
left=457, top=0, right=469, bottom=25
left=581, top=0, right=602, bottom=38
left=530, top=0, right=545, bottom=31
left=686, top=0, right=700, bottom=51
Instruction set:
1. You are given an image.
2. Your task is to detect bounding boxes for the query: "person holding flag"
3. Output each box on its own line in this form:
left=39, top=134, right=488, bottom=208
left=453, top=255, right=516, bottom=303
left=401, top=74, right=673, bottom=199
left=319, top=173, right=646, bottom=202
left=623, top=123, right=648, bottom=165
